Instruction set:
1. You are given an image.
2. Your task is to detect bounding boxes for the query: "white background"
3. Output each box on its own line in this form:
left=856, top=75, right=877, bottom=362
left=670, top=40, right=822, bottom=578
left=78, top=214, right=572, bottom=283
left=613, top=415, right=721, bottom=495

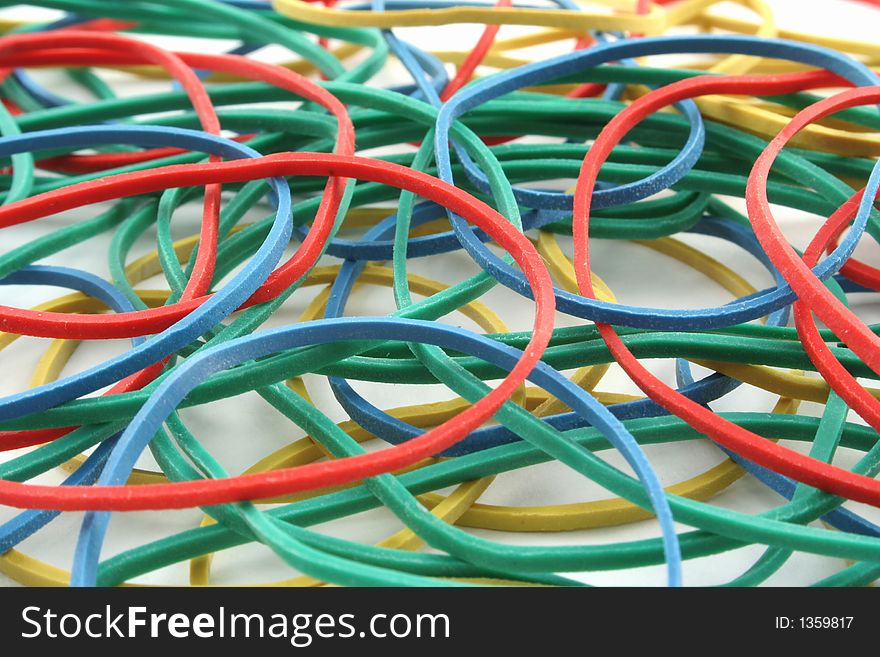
left=0, top=0, right=878, bottom=586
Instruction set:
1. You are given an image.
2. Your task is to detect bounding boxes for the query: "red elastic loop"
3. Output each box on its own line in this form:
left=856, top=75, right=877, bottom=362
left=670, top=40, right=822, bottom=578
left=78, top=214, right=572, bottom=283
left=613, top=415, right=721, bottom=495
left=795, top=186, right=880, bottom=431
left=572, top=71, right=880, bottom=508
left=0, top=152, right=556, bottom=511
left=0, top=41, right=354, bottom=339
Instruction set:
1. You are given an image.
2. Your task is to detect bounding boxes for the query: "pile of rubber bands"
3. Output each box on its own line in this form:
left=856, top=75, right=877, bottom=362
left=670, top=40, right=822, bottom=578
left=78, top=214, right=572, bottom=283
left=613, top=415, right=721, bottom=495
left=0, top=0, right=878, bottom=587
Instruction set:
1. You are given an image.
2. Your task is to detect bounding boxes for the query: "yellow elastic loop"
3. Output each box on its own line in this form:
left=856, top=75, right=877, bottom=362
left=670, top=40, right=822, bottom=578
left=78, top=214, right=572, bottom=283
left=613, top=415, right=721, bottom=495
left=271, top=0, right=668, bottom=32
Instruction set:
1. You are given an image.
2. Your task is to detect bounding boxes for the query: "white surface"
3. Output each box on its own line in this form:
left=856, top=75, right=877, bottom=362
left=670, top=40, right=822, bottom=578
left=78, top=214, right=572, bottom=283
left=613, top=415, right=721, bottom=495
left=0, top=0, right=878, bottom=587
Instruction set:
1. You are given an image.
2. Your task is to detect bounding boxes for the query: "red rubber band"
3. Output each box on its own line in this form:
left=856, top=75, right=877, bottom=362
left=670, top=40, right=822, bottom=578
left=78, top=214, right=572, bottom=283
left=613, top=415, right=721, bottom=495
left=0, top=31, right=225, bottom=301
left=746, top=86, right=880, bottom=377
left=572, top=71, right=880, bottom=509
left=0, top=152, right=555, bottom=511
left=795, top=186, right=880, bottom=431
left=0, top=40, right=354, bottom=339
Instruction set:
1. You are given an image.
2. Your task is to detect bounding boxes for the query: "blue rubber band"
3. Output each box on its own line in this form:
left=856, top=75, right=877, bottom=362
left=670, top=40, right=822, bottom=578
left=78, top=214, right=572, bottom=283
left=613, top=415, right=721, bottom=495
left=0, top=262, right=147, bottom=554
left=433, top=35, right=880, bottom=330
left=0, top=124, right=292, bottom=422
left=69, top=316, right=682, bottom=587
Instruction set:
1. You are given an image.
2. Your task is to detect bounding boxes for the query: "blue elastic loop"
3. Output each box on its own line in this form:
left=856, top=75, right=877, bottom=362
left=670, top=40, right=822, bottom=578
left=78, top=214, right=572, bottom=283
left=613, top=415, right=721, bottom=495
left=376, top=7, right=707, bottom=214
left=0, top=263, right=147, bottom=553
left=433, top=35, right=880, bottom=330
left=0, top=124, right=291, bottom=422
left=218, top=0, right=274, bottom=7
left=69, top=316, right=682, bottom=587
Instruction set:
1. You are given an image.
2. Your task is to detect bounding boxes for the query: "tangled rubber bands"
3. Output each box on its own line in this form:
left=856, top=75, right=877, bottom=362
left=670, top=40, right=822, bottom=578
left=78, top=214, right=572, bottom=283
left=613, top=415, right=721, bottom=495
left=0, top=0, right=876, bottom=587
